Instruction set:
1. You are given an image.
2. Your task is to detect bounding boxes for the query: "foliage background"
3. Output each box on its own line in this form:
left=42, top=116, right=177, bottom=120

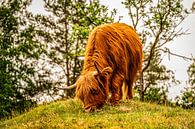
left=0, top=0, right=194, bottom=119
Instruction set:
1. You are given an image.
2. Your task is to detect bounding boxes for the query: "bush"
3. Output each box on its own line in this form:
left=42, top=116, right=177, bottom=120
left=175, top=87, right=195, bottom=109
left=144, top=87, right=169, bottom=105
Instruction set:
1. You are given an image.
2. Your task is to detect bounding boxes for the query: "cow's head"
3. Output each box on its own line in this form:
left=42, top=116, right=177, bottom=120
left=76, top=65, right=112, bottom=112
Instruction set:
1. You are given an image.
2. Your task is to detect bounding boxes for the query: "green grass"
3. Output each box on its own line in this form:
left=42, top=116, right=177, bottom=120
left=1, top=99, right=195, bottom=129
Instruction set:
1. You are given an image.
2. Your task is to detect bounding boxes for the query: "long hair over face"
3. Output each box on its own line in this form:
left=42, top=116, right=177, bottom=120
left=76, top=68, right=112, bottom=112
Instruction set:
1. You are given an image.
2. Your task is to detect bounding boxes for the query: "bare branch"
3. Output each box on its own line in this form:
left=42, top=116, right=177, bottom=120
left=134, top=3, right=140, bottom=28
left=143, top=82, right=151, bottom=94
left=128, top=5, right=136, bottom=29
left=159, top=48, right=193, bottom=61
left=157, top=14, right=190, bottom=48
left=143, top=24, right=163, bottom=72
left=55, top=46, right=66, bottom=54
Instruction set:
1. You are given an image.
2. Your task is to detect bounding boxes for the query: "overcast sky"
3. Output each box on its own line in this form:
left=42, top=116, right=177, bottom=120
left=28, top=0, right=195, bottom=99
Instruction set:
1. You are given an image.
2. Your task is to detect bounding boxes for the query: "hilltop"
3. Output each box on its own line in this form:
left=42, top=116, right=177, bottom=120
left=0, top=99, right=195, bottom=129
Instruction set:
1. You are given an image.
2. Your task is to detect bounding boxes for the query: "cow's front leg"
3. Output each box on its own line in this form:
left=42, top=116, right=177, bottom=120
left=108, top=74, right=124, bottom=105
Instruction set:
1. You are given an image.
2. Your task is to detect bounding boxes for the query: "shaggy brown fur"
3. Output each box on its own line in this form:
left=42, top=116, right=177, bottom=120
left=76, top=23, right=143, bottom=112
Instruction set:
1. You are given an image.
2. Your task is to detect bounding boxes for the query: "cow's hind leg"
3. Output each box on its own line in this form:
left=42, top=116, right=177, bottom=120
left=126, top=70, right=137, bottom=99
left=109, top=74, right=124, bottom=105
left=126, top=80, right=133, bottom=99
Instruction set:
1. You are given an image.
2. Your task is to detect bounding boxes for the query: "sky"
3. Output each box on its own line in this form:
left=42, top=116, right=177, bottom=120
left=28, top=0, right=195, bottom=99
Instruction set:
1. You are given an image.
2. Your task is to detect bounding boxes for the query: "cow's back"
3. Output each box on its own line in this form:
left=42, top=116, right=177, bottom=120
left=83, top=23, right=142, bottom=81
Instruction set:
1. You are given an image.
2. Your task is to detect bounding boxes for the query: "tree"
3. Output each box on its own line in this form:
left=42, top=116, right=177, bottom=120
left=30, top=0, right=116, bottom=98
left=188, top=59, right=195, bottom=86
left=176, top=59, right=195, bottom=109
left=122, top=0, right=188, bottom=101
left=0, top=0, right=44, bottom=118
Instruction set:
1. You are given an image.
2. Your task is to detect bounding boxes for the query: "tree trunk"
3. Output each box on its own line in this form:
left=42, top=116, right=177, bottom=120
left=140, top=71, right=145, bottom=101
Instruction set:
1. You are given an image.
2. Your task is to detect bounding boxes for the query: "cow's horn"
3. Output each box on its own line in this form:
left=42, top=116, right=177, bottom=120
left=56, top=83, right=76, bottom=90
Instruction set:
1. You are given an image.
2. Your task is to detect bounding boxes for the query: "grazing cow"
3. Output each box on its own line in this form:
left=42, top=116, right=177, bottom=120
left=69, top=23, right=142, bottom=112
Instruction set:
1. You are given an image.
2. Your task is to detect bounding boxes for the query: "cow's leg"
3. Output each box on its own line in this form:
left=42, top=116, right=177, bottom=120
left=126, top=80, right=133, bottom=99
left=109, top=74, right=124, bottom=105
left=122, top=81, right=128, bottom=100
left=126, top=70, right=137, bottom=99
left=119, top=81, right=125, bottom=100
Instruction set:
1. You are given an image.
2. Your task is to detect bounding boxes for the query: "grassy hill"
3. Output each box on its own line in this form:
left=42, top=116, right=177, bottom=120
left=0, top=99, right=195, bottom=129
